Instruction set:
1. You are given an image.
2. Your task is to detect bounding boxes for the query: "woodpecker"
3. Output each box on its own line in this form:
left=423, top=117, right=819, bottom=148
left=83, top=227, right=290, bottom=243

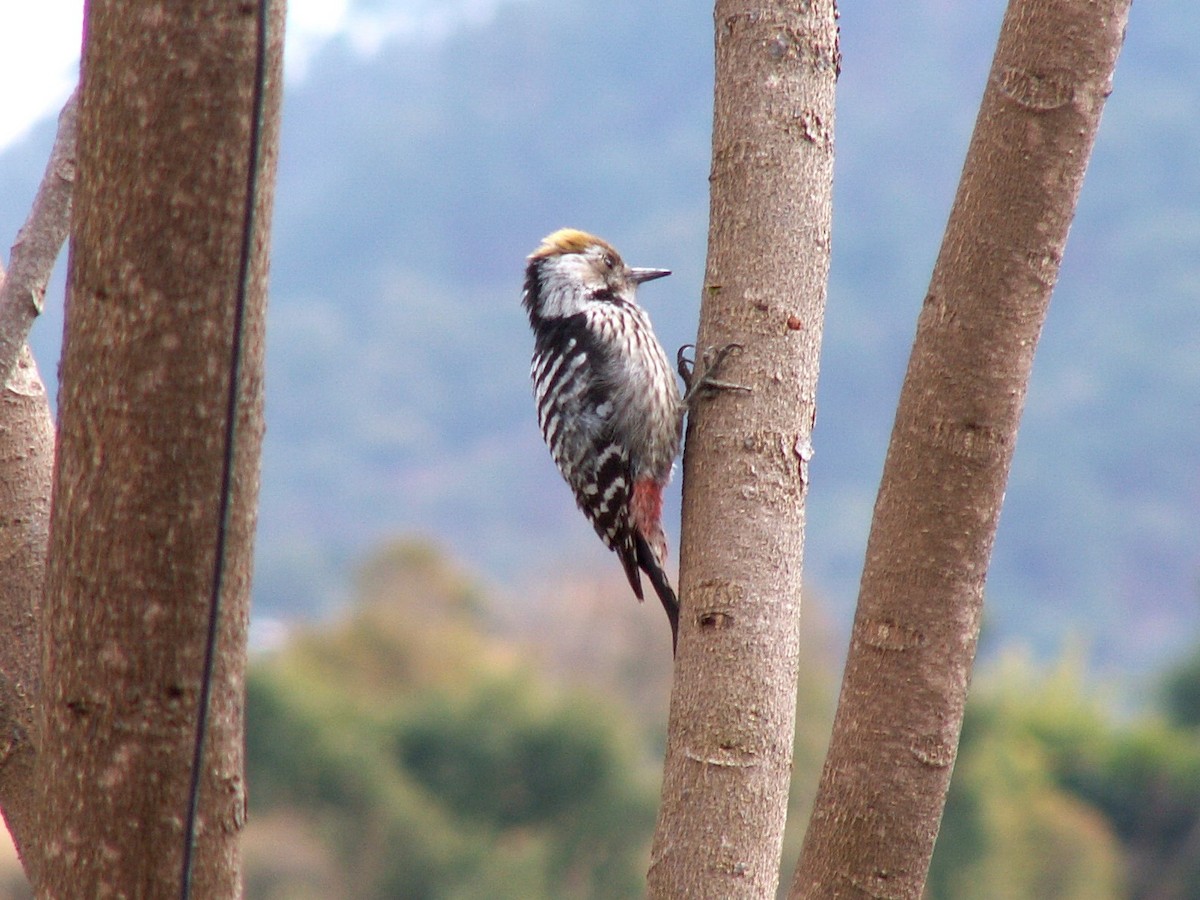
left=523, top=228, right=683, bottom=649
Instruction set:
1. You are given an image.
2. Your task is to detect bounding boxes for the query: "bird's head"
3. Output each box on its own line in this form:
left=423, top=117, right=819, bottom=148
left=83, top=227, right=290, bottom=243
left=523, top=228, right=670, bottom=322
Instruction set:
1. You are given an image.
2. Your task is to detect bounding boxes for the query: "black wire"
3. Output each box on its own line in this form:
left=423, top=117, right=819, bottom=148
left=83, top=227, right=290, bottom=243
left=179, top=0, right=269, bottom=896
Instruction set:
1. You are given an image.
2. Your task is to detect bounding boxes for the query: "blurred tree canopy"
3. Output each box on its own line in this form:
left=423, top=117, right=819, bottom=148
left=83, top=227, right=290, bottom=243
left=929, top=654, right=1200, bottom=900
left=243, top=539, right=1200, bottom=899
left=245, top=539, right=659, bottom=898
left=1162, top=644, right=1200, bottom=730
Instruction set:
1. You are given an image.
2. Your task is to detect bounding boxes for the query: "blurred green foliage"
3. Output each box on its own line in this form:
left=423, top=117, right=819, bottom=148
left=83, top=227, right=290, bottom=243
left=245, top=538, right=662, bottom=898
left=246, top=539, right=1200, bottom=899
left=930, top=654, right=1200, bottom=900
left=1162, top=645, right=1200, bottom=730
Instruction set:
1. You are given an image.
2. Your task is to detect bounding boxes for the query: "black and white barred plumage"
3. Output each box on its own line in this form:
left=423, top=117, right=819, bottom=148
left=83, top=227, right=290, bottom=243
left=523, top=229, right=683, bottom=649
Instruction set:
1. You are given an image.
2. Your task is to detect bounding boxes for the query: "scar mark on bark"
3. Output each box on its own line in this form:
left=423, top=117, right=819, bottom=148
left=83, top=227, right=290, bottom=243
left=683, top=747, right=760, bottom=768
left=994, top=66, right=1074, bottom=110
left=910, top=734, right=956, bottom=768
left=858, top=617, right=926, bottom=651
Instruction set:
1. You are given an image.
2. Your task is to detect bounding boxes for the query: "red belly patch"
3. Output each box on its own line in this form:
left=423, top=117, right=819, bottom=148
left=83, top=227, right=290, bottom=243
left=630, top=478, right=668, bottom=563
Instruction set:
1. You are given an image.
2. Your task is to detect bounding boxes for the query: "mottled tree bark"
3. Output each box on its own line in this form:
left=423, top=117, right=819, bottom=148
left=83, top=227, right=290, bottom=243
left=34, top=0, right=283, bottom=896
left=648, top=2, right=837, bottom=897
left=790, top=1, right=1131, bottom=897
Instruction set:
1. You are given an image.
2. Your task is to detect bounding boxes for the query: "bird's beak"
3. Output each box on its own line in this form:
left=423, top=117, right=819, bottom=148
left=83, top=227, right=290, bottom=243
left=628, top=267, right=671, bottom=284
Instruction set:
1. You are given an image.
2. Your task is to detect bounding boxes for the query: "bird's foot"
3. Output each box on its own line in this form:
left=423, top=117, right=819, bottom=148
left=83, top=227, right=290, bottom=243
left=678, top=342, right=751, bottom=408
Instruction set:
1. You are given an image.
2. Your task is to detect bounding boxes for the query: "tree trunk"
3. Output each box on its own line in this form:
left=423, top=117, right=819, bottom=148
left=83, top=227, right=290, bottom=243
left=790, top=1, right=1131, bottom=897
left=34, top=0, right=283, bottom=895
left=647, top=2, right=837, bottom=897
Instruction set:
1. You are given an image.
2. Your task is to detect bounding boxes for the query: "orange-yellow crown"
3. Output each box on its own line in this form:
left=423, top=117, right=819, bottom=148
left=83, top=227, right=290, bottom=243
left=530, top=228, right=619, bottom=261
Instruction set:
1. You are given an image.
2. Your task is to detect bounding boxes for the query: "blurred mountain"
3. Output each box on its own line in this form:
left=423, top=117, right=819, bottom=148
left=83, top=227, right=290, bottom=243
left=2, top=0, right=1197, bottom=672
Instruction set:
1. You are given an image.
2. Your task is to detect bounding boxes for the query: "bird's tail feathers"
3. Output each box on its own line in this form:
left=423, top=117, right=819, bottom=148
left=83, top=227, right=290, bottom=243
left=618, top=546, right=646, bottom=603
left=636, top=534, right=679, bottom=654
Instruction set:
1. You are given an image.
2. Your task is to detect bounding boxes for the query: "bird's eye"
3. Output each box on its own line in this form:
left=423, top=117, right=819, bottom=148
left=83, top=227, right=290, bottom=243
left=603, top=253, right=616, bottom=270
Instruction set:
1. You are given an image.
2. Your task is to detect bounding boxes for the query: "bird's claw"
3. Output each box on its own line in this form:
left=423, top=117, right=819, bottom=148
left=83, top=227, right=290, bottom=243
left=677, top=344, right=697, bottom=383
left=679, top=342, right=751, bottom=407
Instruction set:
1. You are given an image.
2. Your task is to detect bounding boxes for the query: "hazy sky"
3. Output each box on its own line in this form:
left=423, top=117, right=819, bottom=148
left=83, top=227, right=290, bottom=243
left=0, top=0, right=518, bottom=150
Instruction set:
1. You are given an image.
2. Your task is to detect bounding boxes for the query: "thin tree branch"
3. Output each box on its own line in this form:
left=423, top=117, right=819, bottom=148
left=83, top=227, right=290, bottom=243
left=790, top=1, right=1132, bottom=896
left=0, top=347, right=53, bottom=885
left=0, top=88, right=78, bottom=885
left=0, top=88, right=79, bottom=385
